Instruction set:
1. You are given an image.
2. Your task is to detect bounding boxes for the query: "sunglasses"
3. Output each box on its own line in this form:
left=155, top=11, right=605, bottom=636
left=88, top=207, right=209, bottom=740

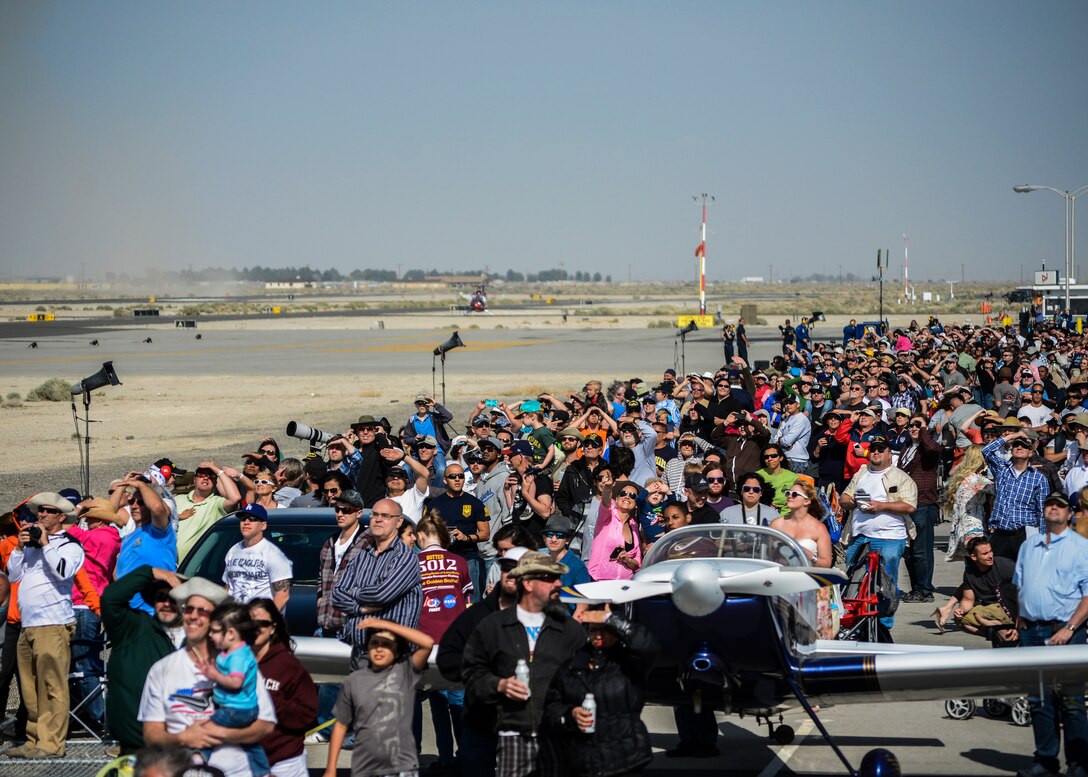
left=762, top=453, right=781, bottom=460
left=706, top=477, right=726, bottom=484
left=36, top=506, right=63, bottom=515
left=560, top=437, right=580, bottom=444
left=152, top=592, right=173, bottom=604
left=910, top=422, right=924, bottom=429
left=445, top=473, right=466, bottom=480
left=543, top=531, right=569, bottom=539
left=259, top=448, right=277, bottom=456
left=252, top=619, right=274, bottom=629
left=324, top=487, right=342, bottom=496
left=183, top=604, right=213, bottom=618
left=740, top=485, right=762, bottom=493
left=238, top=515, right=264, bottom=523
left=527, top=573, right=562, bottom=583
left=617, top=491, right=638, bottom=499
left=254, top=479, right=275, bottom=486
left=1009, top=440, right=1032, bottom=449
left=786, top=490, right=807, bottom=499
left=368, top=637, right=398, bottom=651
left=333, top=505, right=359, bottom=513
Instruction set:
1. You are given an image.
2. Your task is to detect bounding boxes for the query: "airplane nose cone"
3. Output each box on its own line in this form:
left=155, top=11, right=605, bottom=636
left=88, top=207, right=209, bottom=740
left=671, top=561, right=724, bottom=617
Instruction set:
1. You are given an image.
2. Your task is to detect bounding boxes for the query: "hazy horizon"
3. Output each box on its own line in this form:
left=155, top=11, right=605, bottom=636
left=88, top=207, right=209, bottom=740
left=2, top=2, right=1086, bottom=284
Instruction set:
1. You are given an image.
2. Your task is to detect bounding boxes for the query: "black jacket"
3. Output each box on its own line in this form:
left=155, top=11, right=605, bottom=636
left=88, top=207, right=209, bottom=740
left=543, top=616, right=659, bottom=777
left=555, top=457, right=599, bottom=520
left=462, top=604, right=585, bottom=735
left=437, top=587, right=504, bottom=733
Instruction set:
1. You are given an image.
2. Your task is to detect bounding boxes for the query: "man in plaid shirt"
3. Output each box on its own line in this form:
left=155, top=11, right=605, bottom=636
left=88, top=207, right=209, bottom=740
left=983, top=427, right=1050, bottom=562
left=316, top=489, right=371, bottom=638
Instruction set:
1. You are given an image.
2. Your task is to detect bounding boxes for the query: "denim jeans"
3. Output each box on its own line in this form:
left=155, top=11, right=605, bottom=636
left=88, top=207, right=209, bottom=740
left=904, top=504, right=938, bottom=595
left=458, top=724, right=497, bottom=777
left=70, top=608, right=105, bottom=725
left=414, top=689, right=464, bottom=765
left=205, top=706, right=270, bottom=776
left=466, top=557, right=486, bottom=605
left=1020, top=623, right=1088, bottom=773
left=846, top=535, right=907, bottom=630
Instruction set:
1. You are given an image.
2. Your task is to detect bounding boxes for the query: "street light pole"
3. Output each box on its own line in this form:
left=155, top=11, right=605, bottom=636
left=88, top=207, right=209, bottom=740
left=1013, top=184, right=1088, bottom=313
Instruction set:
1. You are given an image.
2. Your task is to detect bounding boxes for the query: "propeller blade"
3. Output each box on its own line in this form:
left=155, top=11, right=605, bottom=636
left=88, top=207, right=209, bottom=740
left=564, top=579, right=672, bottom=604
left=718, top=566, right=827, bottom=596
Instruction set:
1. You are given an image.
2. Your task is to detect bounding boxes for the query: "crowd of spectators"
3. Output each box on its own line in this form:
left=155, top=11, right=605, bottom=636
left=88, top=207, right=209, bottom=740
left=3, top=314, right=1088, bottom=777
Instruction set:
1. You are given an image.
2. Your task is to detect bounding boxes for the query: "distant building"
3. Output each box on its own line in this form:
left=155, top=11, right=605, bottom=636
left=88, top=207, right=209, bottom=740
left=739, top=276, right=765, bottom=284
left=265, top=281, right=316, bottom=290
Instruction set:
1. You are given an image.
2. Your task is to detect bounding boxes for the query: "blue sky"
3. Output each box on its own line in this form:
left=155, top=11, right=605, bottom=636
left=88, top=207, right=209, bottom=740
left=1, top=1, right=1086, bottom=284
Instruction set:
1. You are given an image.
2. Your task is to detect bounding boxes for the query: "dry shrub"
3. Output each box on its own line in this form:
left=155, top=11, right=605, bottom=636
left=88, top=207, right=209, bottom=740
left=26, top=378, right=72, bottom=402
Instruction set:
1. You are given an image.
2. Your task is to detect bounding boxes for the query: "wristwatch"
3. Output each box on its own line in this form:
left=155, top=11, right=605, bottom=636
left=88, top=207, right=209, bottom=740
left=1066, top=622, right=1078, bottom=632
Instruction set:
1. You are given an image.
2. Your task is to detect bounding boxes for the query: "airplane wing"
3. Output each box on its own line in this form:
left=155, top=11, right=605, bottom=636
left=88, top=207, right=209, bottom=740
left=560, top=561, right=848, bottom=612
left=799, top=642, right=1088, bottom=703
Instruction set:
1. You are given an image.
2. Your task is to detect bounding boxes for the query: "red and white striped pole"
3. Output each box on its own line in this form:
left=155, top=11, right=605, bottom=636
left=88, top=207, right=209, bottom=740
left=693, top=193, right=712, bottom=315
left=903, top=233, right=910, bottom=302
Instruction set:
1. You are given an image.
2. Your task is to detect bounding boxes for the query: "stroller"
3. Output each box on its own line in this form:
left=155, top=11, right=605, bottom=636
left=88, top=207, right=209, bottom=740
left=835, top=540, right=897, bottom=643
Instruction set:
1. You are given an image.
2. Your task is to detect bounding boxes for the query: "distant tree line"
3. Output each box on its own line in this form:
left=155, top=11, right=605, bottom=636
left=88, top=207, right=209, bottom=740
left=105, top=266, right=611, bottom=284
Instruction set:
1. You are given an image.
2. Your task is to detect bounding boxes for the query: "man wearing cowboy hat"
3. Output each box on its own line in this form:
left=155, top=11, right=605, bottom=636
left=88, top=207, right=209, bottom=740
left=139, top=577, right=276, bottom=777
left=5, top=492, right=85, bottom=759
left=462, top=551, right=584, bottom=777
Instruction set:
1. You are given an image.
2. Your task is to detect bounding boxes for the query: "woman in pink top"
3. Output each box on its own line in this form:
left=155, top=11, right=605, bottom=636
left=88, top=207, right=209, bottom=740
left=68, top=498, right=124, bottom=728
left=587, top=482, right=643, bottom=581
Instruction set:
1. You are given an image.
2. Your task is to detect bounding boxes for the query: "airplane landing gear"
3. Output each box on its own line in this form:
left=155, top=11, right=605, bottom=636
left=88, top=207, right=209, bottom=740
left=755, top=712, right=795, bottom=744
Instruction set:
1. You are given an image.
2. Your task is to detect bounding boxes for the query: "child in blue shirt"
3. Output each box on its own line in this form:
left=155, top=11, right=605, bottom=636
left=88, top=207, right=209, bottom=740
left=196, top=603, right=270, bottom=777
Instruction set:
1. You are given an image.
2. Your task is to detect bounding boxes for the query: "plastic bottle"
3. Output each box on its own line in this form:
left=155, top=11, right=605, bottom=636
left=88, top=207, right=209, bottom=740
left=582, top=693, right=596, bottom=733
left=515, top=659, right=531, bottom=698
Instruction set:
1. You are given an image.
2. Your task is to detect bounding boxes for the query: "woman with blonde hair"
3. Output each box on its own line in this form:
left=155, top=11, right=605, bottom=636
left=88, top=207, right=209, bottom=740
left=942, top=444, right=992, bottom=561
left=771, top=479, right=835, bottom=638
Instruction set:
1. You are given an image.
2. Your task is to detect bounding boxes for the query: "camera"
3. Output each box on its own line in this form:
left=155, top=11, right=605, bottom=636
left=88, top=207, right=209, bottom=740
left=285, top=421, right=333, bottom=448
left=26, top=525, right=42, bottom=545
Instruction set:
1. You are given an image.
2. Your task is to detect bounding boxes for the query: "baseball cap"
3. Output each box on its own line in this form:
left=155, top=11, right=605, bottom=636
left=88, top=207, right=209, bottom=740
left=498, top=545, right=530, bottom=570
left=1045, top=492, right=1070, bottom=508
left=336, top=490, right=367, bottom=509
left=867, top=435, right=891, bottom=451
left=415, top=435, right=438, bottom=449
left=508, top=440, right=533, bottom=457
left=236, top=504, right=269, bottom=522
left=684, top=474, right=710, bottom=493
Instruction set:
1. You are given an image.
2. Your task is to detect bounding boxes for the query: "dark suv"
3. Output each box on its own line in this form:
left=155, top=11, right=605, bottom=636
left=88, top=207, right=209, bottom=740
left=178, top=507, right=369, bottom=637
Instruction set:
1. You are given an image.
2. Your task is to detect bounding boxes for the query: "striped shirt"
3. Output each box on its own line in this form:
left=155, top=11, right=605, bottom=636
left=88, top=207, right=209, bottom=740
left=982, top=438, right=1049, bottom=532
left=331, top=536, right=421, bottom=647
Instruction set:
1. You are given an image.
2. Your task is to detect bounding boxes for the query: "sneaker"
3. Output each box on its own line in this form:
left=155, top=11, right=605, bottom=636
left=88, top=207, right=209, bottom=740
left=103, top=744, right=121, bottom=758
left=303, top=732, right=327, bottom=745
left=1016, top=763, right=1062, bottom=777
left=901, top=592, right=934, bottom=603
left=692, top=744, right=720, bottom=758
left=1066, top=764, right=1088, bottom=777
left=3, top=745, right=32, bottom=758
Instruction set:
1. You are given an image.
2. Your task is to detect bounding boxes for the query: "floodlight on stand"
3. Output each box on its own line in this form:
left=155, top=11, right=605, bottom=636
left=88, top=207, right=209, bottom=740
left=70, top=361, right=122, bottom=395
left=70, top=361, right=123, bottom=498
left=676, top=321, right=698, bottom=376
left=432, top=331, right=465, bottom=405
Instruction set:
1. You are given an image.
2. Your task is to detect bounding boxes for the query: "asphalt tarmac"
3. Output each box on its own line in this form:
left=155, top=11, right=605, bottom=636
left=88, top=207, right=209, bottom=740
left=0, top=316, right=1043, bottom=776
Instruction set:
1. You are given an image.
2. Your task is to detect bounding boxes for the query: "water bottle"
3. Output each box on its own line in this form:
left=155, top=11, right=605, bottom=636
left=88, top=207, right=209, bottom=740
left=515, top=659, right=531, bottom=698
left=582, top=693, right=596, bottom=733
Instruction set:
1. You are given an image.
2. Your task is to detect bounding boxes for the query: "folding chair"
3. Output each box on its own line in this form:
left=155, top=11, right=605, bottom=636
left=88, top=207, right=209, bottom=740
left=68, top=635, right=110, bottom=742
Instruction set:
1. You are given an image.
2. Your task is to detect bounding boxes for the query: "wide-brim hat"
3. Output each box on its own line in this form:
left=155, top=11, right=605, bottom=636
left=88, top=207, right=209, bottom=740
left=509, top=550, right=568, bottom=579
left=170, top=577, right=231, bottom=607
left=28, top=492, right=77, bottom=520
left=78, top=498, right=120, bottom=525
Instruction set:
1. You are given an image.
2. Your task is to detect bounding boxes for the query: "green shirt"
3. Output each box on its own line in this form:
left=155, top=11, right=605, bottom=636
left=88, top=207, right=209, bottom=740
left=756, top=468, right=799, bottom=515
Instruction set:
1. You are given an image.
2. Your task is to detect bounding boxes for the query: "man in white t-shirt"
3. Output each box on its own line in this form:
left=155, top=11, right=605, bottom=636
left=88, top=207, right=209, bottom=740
left=139, top=577, right=276, bottom=777
left=840, top=435, right=918, bottom=631
left=221, top=505, right=292, bottom=609
left=1017, top=383, right=1059, bottom=432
